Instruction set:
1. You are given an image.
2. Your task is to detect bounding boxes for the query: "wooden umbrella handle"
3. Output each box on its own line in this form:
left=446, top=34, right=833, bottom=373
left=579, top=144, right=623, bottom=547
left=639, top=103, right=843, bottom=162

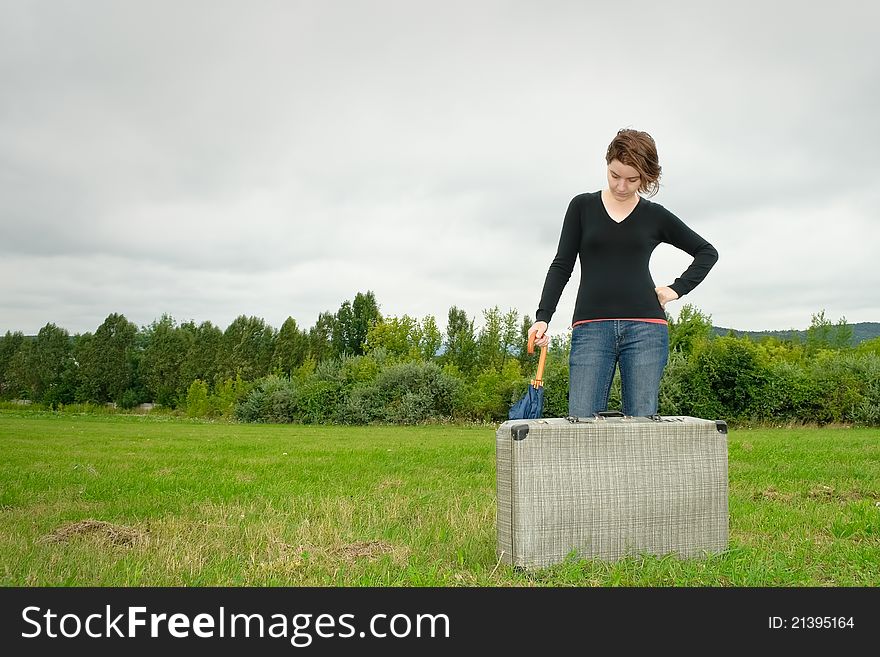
left=527, top=332, right=548, bottom=388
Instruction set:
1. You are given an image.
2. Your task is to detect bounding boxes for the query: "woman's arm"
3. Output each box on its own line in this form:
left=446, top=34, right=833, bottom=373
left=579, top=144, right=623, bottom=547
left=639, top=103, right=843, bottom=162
left=535, top=195, right=583, bottom=324
left=659, top=207, right=719, bottom=299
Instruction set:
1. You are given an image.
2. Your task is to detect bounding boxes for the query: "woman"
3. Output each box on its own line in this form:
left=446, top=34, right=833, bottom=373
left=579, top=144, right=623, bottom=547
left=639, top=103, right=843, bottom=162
left=529, top=128, right=718, bottom=417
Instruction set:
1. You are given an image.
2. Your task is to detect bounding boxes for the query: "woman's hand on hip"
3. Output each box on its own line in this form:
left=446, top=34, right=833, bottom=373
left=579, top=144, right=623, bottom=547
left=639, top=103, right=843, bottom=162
left=528, top=321, right=550, bottom=348
left=655, top=286, right=679, bottom=309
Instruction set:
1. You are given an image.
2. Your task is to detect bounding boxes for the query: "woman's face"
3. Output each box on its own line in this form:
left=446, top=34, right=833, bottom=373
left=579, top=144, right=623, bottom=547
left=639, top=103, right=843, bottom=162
left=606, top=159, right=642, bottom=202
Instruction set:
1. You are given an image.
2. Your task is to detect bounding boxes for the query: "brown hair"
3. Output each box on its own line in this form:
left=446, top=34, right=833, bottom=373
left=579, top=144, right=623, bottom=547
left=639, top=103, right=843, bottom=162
left=605, top=128, right=662, bottom=197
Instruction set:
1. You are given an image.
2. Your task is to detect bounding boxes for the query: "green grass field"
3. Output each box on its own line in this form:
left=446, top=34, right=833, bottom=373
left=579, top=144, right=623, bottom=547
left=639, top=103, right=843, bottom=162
left=1, top=411, right=878, bottom=586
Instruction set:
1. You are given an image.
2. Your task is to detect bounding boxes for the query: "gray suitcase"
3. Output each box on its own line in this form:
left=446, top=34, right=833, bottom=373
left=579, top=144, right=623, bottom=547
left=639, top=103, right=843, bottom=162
left=496, top=414, right=728, bottom=568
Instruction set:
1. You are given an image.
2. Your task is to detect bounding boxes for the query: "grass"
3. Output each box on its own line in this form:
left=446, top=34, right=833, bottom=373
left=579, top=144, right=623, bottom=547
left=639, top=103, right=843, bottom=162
left=1, top=410, right=878, bottom=586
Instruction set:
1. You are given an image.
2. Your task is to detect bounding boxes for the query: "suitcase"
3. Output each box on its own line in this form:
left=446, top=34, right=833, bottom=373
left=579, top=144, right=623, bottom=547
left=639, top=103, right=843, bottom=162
left=496, top=414, right=728, bottom=568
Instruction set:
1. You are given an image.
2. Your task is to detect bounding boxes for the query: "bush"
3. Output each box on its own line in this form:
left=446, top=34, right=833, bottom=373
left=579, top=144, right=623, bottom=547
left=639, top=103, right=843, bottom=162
left=117, top=387, right=143, bottom=410
left=462, top=360, right=523, bottom=423
left=678, top=336, right=767, bottom=421
left=379, top=360, right=462, bottom=424
left=267, top=384, right=297, bottom=423
left=750, top=360, right=816, bottom=422
left=213, top=375, right=250, bottom=418
left=658, top=351, right=687, bottom=416
left=234, top=375, right=298, bottom=423
left=659, top=332, right=880, bottom=426
left=539, top=351, right=570, bottom=418
left=295, top=379, right=343, bottom=424
left=186, top=380, right=211, bottom=418
left=386, top=389, right=435, bottom=424
left=337, top=384, right=385, bottom=424
left=806, top=351, right=876, bottom=424
left=167, top=313, right=880, bottom=427
left=42, top=382, right=73, bottom=411
left=339, top=354, right=381, bottom=387
left=312, top=357, right=344, bottom=384
left=335, top=360, right=463, bottom=425
left=850, top=353, right=880, bottom=425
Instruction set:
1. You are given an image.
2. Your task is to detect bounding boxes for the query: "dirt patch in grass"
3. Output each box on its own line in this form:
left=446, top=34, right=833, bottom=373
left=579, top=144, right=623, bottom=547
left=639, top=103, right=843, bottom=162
left=39, top=520, right=148, bottom=547
left=330, top=540, right=404, bottom=562
left=753, top=485, right=878, bottom=504
left=753, top=487, right=795, bottom=502
left=807, top=485, right=879, bottom=503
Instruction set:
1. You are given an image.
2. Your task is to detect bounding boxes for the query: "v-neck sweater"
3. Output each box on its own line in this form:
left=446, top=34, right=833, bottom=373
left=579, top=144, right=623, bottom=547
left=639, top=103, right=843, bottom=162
left=536, top=191, right=718, bottom=325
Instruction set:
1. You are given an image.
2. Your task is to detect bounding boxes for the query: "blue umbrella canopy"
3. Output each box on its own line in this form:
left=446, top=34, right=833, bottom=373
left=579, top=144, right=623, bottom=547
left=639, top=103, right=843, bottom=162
left=509, top=383, right=544, bottom=420
left=509, top=334, right=548, bottom=420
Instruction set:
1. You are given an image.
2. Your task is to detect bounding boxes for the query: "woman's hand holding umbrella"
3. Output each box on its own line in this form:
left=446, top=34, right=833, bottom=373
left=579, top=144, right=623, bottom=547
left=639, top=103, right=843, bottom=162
left=508, top=329, right=548, bottom=420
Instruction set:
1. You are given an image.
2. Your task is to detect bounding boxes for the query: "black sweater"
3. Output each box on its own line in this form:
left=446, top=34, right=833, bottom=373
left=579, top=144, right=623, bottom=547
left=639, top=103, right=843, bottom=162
left=536, top=191, right=718, bottom=324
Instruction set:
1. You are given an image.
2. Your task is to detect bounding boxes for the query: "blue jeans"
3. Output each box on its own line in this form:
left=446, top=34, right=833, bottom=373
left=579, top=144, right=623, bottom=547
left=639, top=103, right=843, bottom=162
left=568, top=320, right=669, bottom=417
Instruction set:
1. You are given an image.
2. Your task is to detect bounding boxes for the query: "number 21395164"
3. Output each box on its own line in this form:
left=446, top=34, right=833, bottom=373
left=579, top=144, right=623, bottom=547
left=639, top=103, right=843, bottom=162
left=768, top=616, right=854, bottom=630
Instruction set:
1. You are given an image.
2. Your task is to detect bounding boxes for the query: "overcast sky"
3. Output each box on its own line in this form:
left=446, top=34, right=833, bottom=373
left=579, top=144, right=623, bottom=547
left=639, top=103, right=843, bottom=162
left=2, top=0, right=878, bottom=338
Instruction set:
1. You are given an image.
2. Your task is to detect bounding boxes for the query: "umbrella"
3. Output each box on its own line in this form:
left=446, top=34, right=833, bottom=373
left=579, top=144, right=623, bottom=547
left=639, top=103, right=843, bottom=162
left=508, top=332, right=548, bottom=420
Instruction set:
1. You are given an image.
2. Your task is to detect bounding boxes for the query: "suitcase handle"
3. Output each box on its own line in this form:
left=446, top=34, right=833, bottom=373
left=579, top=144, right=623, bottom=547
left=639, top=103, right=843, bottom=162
left=526, top=332, right=548, bottom=388
left=566, top=413, right=664, bottom=423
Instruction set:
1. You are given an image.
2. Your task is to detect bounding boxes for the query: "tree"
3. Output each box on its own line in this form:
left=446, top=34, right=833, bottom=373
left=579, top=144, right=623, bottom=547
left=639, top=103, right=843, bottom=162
left=806, top=309, right=832, bottom=353
left=442, top=306, right=478, bottom=373
left=0, top=331, right=26, bottom=399
left=2, top=338, right=34, bottom=400
left=273, top=317, right=309, bottom=376
left=332, top=291, right=382, bottom=357
left=805, top=309, right=852, bottom=353
left=515, top=315, right=531, bottom=367
left=32, top=323, right=74, bottom=405
left=185, top=379, right=210, bottom=417
left=501, top=308, right=520, bottom=368
left=352, top=291, right=382, bottom=352
left=476, top=306, right=518, bottom=371
left=832, top=316, right=853, bottom=350
left=668, top=304, right=714, bottom=355
left=180, top=321, right=223, bottom=392
left=219, top=315, right=276, bottom=381
left=140, top=314, right=188, bottom=406
left=363, top=315, right=418, bottom=359
left=308, top=311, right=336, bottom=363
left=74, top=313, right=140, bottom=403
left=72, top=332, right=97, bottom=402
left=418, top=315, right=443, bottom=362
left=477, top=306, right=503, bottom=371
left=363, top=313, right=442, bottom=362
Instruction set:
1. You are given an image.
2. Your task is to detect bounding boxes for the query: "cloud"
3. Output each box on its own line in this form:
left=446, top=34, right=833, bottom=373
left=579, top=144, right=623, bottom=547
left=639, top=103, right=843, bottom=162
left=1, top=1, right=879, bottom=335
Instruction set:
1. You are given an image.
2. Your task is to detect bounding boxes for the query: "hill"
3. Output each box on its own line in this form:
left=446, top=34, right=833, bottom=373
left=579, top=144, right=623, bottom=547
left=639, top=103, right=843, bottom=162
left=711, top=322, right=880, bottom=346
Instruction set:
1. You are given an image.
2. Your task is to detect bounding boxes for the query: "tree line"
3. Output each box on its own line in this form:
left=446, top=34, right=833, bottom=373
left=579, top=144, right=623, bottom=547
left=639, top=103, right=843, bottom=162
left=0, top=291, right=533, bottom=410
left=1, top=294, right=878, bottom=425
